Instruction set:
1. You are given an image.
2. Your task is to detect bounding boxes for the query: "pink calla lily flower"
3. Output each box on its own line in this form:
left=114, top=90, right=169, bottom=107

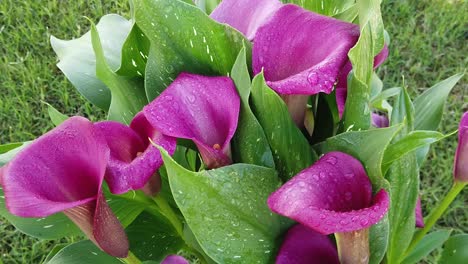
left=268, top=151, right=390, bottom=234
left=253, top=4, right=360, bottom=97
left=276, top=224, right=340, bottom=264
left=1, top=117, right=128, bottom=257
left=371, top=113, right=390, bottom=128
left=144, top=73, right=240, bottom=169
left=454, top=112, right=468, bottom=182
left=95, top=112, right=176, bottom=194
left=161, top=255, right=189, bottom=264
left=210, top=0, right=282, bottom=40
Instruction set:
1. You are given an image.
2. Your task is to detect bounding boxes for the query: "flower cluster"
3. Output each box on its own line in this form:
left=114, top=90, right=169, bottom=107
left=0, top=0, right=466, bottom=263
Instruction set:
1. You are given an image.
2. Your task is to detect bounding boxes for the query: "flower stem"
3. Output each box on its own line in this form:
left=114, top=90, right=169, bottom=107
left=335, top=228, right=370, bottom=264
left=120, top=251, right=141, bottom=264
left=152, top=195, right=184, bottom=236
left=405, top=181, right=466, bottom=255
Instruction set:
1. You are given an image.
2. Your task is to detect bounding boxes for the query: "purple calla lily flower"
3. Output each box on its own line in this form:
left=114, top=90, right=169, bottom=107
left=268, top=151, right=390, bottom=234
left=210, top=0, right=282, bottom=40
left=144, top=73, right=240, bottom=169
left=253, top=4, right=360, bottom=97
left=371, top=112, right=390, bottom=128
left=415, top=197, right=424, bottom=228
left=277, top=224, right=340, bottom=264
left=454, top=112, right=468, bottom=182
left=161, top=255, right=189, bottom=264
left=95, top=112, right=176, bottom=195
left=1, top=117, right=128, bottom=257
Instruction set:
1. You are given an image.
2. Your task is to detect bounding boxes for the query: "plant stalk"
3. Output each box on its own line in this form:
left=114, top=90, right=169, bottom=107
left=335, top=228, right=370, bottom=264
left=120, top=251, right=141, bottom=264
left=153, top=195, right=184, bottom=236
left=405, top=181, right=466, bottom=255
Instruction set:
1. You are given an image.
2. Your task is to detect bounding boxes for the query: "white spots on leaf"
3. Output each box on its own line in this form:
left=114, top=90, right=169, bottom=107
left=151, top=22, right=155, bottom=27
left=210, top=55, right=214, bottom=62
left=132, top=59, right=137, bottom=67
left=193, top=26, right=198, bottom=36
left=174, top=13, right=179, bottom=20
left=91, top=252, right=98, bottom=256
left=137, top=71, right=143, bottom=76
left=139, top=51, right=146, bottom=59
left=43, top=225, right=54, bottom=229
left=203, top=36, right=206, bottom=43
left=190, top=39, right=194, bottom=48
left=206, top=45, right=210, bottom=54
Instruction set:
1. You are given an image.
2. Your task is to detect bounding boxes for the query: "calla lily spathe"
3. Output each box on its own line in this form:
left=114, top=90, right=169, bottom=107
left=1, top=117, right=128, bottom=257
left=144, top=73, right=240, bottom=169
left=276, top=224, right=339, bottom=264
left=268, top=151, right=390, bottom=234
left=454, top=112, right=468, bottom=182
left=95, top=112, right=176, bottom=194
left=210, top=0, right=282, bottom=40
left=161, top=255, right=189, bottom=264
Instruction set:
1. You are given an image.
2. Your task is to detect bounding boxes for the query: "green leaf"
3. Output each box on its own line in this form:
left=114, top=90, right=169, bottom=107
left=43, top=102, right=68, bottom=126
left=133, top=0, right=250, bottom=100
left=251, top=73, right=317, bottom=180
left=385, top=153, right=420, bottom=264
left=391, top=87, right=414, bottom=132
left=90, top=22, right=148, bottom=124
left=104, top=190, right=149, bottom=228
left=0, top=142, right=25, bottom=155
left=46, top=240, right=121, bottom=264
left=402, top=230, right=452, bottom=264
left=439, top=234, right=468, bottom=264
left=283, top=0, right=355, bottom=16
left=385, top=80, right=420, bottom=264
left=117, top=24, right=150, bottom=78
left=0, top=187, right=81, bottom=240
left=382, top=130, right=451, bottom=172
left=0, top=142, right=31, bottom=166
left=314, top=126, right=400, bottom=190
left=369, top=215, right=389, bottom=264
left=332, top=3, right=359, bottom=22
left=343, top=0, right=385, bottom=131
left=126, top=211, right=185, bottom=262
left=44, top=244, right=68, bottom=263
left=195, top=0, right=222, bottom=14
left=159, top=147, right=283, bottom=264
left=51, top=15, right=132, bottom=110
left=414, top=73, right=464, bottom=131
left=230, top=48, right=275, bottom=168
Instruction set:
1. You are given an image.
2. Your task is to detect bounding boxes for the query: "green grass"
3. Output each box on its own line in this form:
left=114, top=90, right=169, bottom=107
left=0, top=0, right=466, bottom=263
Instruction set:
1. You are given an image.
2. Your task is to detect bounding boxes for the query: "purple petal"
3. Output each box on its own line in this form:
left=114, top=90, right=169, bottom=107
left=276, top=224, right=339, bottom=264
left=210, top=0, right=282, bottom=40
left=96, top=112, right=176, bottom=194
left=2, top=117, right=108, bottom=217
left=161, top=255, right=189, bottom=264
left=371, top=113, right=389, bottom=128
left=253, top=5, right=360, bottom=95
left=454, top=112, right=468, bottom=182
left=144, top=73, right=240, bottom=169
left=268, top=152, right=390, bottom=234
left=0, top=165, right=5, bottom=186
left=336, top=45, right=389, bottom=117
left=64, top=193, right=129, bottom=258
left=415, top=197, right=424, bottom=228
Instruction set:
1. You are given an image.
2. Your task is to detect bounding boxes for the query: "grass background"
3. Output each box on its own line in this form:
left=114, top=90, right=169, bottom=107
left=0, top=0, right=466, bottom=263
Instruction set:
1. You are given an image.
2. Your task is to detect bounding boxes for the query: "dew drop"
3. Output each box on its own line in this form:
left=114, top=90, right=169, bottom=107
left=308, top=72, right=319, bottom=85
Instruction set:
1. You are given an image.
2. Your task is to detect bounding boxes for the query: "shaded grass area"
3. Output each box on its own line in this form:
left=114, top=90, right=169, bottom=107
left=0, top=0, right=466, bottom=263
